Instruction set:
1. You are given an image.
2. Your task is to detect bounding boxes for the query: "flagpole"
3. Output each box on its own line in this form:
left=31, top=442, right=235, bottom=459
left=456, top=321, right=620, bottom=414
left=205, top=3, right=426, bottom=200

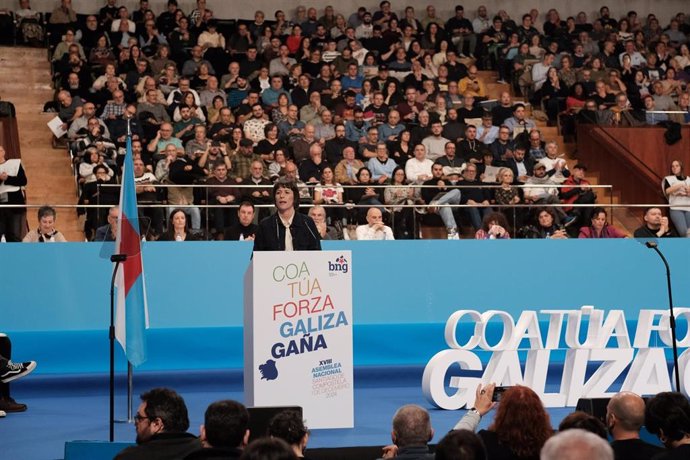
left=109, top=257, right=125, bottom=442
left=127, top=362, right=133, bottom=423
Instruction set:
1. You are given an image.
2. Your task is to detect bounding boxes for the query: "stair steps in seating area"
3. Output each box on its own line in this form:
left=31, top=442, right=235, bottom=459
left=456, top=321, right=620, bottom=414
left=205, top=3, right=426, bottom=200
left=0, top=46, right=83, bottom=242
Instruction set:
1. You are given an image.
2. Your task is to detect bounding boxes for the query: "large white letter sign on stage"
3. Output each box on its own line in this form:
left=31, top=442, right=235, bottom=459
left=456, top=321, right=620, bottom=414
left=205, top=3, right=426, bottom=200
left=423, top=306, right=690, bottom=409
left=244, top=251, right=354, bottom=429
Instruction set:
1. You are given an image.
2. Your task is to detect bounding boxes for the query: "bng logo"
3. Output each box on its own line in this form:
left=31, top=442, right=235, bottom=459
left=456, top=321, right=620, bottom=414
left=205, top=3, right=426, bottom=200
left=328, top=255, right=349, bottom=275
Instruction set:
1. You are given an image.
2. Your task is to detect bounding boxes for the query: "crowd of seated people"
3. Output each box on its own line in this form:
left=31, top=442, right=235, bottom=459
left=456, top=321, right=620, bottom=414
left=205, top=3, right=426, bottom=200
left=35, top=0, right=690, bottom=240
left=113, top=384, right=690, bottom=460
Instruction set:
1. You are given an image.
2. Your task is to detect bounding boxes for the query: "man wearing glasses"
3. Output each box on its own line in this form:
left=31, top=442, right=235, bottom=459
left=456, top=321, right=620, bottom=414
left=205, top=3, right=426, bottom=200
left=147, top=122, right=182, bottom=161
left=114, top=387, right=200, bottom=460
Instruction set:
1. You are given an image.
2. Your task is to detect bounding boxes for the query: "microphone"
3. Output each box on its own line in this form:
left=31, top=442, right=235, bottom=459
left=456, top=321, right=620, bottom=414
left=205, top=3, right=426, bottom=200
left=645, top=241, right=658, bottom=249
left=110, top=254, right=128, bottom=262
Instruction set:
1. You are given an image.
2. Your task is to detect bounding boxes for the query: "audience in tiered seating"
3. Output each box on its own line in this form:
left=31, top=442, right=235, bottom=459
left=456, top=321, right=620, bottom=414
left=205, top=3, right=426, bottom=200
left=29, top=2, right=690, bottom=240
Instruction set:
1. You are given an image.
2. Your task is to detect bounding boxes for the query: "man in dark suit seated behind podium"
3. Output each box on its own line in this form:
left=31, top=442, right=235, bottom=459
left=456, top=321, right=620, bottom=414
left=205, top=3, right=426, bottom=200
left=253, top=179, right=321, bottom=251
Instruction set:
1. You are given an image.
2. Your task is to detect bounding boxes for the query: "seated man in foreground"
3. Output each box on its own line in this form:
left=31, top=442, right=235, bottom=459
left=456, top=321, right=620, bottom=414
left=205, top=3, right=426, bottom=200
left=114, top=387, right=201, bottom=460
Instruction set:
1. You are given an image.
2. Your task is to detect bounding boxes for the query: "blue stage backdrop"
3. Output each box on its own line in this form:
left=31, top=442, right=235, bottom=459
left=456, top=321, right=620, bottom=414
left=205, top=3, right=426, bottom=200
left=2, top=240, right=689, bottom=374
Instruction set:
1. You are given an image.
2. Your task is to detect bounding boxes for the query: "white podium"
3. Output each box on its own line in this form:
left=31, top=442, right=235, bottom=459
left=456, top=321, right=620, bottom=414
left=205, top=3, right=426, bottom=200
left=244, top=250, right=354, bottom=428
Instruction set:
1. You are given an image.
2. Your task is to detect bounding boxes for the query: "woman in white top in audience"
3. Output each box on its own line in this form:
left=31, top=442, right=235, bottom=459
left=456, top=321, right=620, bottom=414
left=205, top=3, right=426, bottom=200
left=663, top=160, right=690, bottom=237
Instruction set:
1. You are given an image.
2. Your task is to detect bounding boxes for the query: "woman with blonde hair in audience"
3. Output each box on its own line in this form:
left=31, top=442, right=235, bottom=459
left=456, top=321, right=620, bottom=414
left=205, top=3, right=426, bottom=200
left=330, top=14, right=347, bottom=40
left=478, top=385, right=553, bottom=459
left=173, top=91, right=206, bottom=122
left=578, top=207, right=626, bottom=238
left=158, top=62, right=180, bottom=95
left=663, top=159, right=690, bottom=237
left=493, top=167, right=523, bottom=230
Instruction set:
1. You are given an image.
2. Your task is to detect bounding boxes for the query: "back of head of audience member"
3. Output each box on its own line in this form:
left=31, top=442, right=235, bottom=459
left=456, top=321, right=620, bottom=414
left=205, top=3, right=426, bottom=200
left=137, top=387, right=189, bottom=443
left=435, top=429, right=487, bottom=460
left=558, top=411, right=607, bottom=439
left=606, top=391, right=646, bottom=439
left=201, top=400, right=250, bottom=449
left=488, top=386, right=552, bottom=459
left=239, top=438, right=297, bottom=460
left=644, top=391, right=690, bottom=448
left=391, top=404, right=434, bottom=448
left=541, top=428, right=613, bottom=460
left=268, top=409, right=309, bottom=457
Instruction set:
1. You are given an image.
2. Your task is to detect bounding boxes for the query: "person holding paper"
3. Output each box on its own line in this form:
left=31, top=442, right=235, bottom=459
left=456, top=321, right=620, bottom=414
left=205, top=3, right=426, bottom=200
left=253, top=179, right=321, bottom=251
left=0, top=146, right=27, bottom=242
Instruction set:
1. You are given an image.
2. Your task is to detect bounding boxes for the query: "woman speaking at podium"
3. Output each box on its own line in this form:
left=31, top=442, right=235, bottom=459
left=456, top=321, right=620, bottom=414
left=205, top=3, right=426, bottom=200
left=253, top=178, right=321, bottom=251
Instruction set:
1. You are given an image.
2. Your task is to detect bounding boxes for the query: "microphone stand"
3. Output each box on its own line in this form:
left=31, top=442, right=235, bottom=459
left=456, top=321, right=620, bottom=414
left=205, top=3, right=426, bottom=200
left=645, top=241, right=681, bottom=392
left=109, top=253, right=128, bottom=442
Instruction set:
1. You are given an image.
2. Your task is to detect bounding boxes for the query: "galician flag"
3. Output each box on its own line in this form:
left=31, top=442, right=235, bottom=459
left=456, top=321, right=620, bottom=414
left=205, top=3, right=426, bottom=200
left=114, top=136, right=149, bottom=367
